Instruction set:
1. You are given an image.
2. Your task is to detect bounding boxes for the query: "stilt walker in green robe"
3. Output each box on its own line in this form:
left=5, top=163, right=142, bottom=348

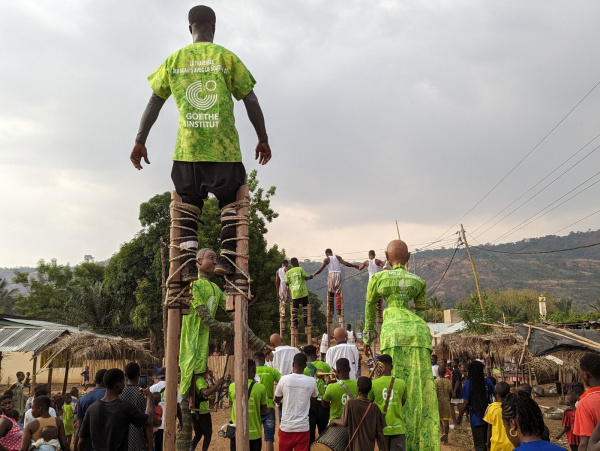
left=179, top=248, right=271, bottom=394
left=364, top=240, right=440, bottom=451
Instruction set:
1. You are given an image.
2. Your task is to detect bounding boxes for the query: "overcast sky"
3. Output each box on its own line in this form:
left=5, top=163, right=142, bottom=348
left=2, top=0, right=600, bottom=267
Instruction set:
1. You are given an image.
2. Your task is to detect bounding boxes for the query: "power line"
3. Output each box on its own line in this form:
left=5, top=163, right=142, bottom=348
left=473, top=241, right=600, bottom=255
left=430, top=78, right=600, bottom=244
left=427, top=239, right=461, bottom=297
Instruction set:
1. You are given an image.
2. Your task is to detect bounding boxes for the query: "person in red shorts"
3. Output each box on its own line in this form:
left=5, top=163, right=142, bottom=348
left=573, top=353, right=600, bottom=450
left=556, top=392, right=579, bottom=451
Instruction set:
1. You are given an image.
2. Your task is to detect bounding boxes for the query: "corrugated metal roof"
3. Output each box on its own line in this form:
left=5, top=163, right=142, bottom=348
left=0, top=317, right=80, bottom=333
left=0, top=328, right=66, bottom=353
left=427, top=322, right=465, bottom=337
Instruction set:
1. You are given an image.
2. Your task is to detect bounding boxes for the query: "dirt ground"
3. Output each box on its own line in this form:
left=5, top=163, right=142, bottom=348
left=13, top=381, right=571, bottom=450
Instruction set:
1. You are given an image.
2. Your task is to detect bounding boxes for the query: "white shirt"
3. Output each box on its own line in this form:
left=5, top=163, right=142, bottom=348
left=23, top=407, right=56, bottom=427
left=326, top=343, right=360, bottom=380
left=327, top=255, right=341, bottom=273
left=274, top=373, right=318, bottom=433
left=149, top=380, right=182, bottom=429
left=268, top=345, right=300, bottom=376
left=347, top=330, right=355, bottom=344
left=432, top=364, right=439, bottom=379
left=368, top=258, right=382, bottom=280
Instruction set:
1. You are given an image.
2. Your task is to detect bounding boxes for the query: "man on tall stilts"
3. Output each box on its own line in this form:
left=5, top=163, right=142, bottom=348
left=130, top=5, right=272, bottom=281
left=275, top=260, right=290, bottom=338
left=311, top=249, right=359, bottom=332
left=357, top=250, right=386, bottom=356
left=285, top=258, right=313, bottom=348
left=364, top=240, right=440, bottom=451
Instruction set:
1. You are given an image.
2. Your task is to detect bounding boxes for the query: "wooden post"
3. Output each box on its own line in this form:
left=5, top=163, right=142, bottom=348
left=62, top=352, right=70, bottom=394
left=32, top=356, right=37, bottom=388
left=279, top=298, right=285, bottom=338
left=326, top=293, right=333, bottom=350
left=47, top=360, right=54, bottom=386
left=163, top=191, right=184, bottom=451
left=460, top=224, right=484, bottom=311
left=160, top=237, right=168, bottom=357
left=339, top=291, right=345, bottom=329
left=233, top=185, right=250, bottom=450
left=305, top=304, right=312, bottom=345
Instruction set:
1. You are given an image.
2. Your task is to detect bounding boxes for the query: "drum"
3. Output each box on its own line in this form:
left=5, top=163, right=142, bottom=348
left=311, top=425, right=349, bottom=451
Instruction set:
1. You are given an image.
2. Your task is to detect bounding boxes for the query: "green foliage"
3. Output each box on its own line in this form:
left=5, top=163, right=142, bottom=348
left=424, top=296, right=444, bottom=323
left=0, top=278, right=18, bottom=314
left=456, top=292, right=501, bottom=334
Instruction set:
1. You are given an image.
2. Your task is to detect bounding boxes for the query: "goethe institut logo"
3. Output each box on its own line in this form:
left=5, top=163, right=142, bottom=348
left=186, top=80, right=218, bottom=110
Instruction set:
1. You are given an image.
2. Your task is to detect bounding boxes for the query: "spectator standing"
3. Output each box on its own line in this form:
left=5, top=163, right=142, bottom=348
left=77, top=369, right=153, bottom=451
left=501, top=392, right=563, bottom=451
left=254, top=352, right=280, bottom=451
left=61, top=393, right=74, bottom=448
left=0, top=395, right=23, bottom=451
left=301, top=345, right=330, bottom=445
left=555, top=392, right=579, bottom=451
left=23, top=389, right=57, bottom=427
left=436, top=366, right=453, bottom=444
left=457, top=361, right=496, bottom=451
left=80, top=367, right=90, bottom=390
left=439, top=360, right=452, bottom=379
left=483, top=381, right=512, bottom=451
left=119, top=363, right=153, bottom=451
left=319, top=334, right=328, bottom=361
left=69, top=388, right=79, bottom=413
left=21, top=395, right=69, bottom=451
left=331, top=376, right=387, bottom=451
left=368, top=354, right=407, bottom=451
left=451, top=359, right=463, bottom=414
left=73, top=369, right=106, bottom=451
left=191, top=370, right=224, bottom=451
left=228, top=360, right=267, bottom=451
left=8, top=373, right=25, bottom=418
left=346, top=324, right=356, bottom=345
left=431, top=354, right=439, bottom=379
left=274, top=353, right=317, bottom=451
left=325, top=328, right=360, bottom=380
left=268, top=334, right=299, bottom=376
left=149, top=367, right=182, bottom=451
left=573, top=353, right=600, bottom=451
left=322, top=358, right=358, bottom=425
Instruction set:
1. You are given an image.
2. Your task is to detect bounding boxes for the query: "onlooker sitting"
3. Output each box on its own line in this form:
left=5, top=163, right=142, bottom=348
left=501, top=392, right=563, bottom=450
left=331, top=376, right=386, bottom=451
left=77, top=368, right=153, bottom=451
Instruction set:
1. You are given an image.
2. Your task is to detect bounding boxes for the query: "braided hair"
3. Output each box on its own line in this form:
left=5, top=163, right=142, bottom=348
left=466, top=360, right=488, bottom=418
left=502, top=392, right=546, bottom=438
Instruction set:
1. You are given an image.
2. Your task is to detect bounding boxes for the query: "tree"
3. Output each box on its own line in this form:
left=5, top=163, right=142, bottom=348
left=456, top=292, right=501, bottom=334
left=556, top=299, right=572, bottom=315
left=0, top=278, right=18, bottom=314
left=424, top=296, right=444, bottom=323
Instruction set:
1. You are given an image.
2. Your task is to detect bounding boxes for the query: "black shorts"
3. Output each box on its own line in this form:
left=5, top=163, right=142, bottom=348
left=293, top=296, right=309, bottom=308
left=171, top=161, right=246, bottom=209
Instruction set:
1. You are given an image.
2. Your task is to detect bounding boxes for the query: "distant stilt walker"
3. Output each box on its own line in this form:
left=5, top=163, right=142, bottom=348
left=285, top=258, right=313, bottom=348
left=311, top=249, right=359, bottom=347
left=358, top=250, right=386, bottom=356
left=275, top=260, right=290, bottom=337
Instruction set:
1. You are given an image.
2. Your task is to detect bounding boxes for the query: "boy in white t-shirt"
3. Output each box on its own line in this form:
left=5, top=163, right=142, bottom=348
left=274, top=353, right=318, bottom=451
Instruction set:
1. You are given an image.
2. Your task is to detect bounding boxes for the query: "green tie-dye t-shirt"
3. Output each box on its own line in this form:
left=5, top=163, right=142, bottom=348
left=148, top=42, right=256, bottom=162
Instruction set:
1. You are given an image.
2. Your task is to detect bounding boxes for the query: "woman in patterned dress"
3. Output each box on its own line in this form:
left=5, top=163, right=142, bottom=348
left=0, top=395, right=23, bottom=451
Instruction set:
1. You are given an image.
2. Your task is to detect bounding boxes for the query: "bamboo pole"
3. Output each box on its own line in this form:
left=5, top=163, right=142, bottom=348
left=527, top=324, right=600, bottom=350
left=163, top=191, right=184, bottom=451
left=47, top=360, right=53, bottom=385
left=62, top=353, right=70, bottom=394
left=460, top=224, right=484, bottom=311
left=233, top=185, right=250, bottom=450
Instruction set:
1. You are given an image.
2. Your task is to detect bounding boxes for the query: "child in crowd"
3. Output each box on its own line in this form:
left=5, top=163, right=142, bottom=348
left=61, top=393, right=74, bottom=447
left=3, top=391, right=13, bottom=399
left=484, top=381, right=513, bottom=451
left=28, top=425, right=60, bottom=451
left=556, top=392, right=580, bottom=451
left=12, top=409, right=23, bottom=429
left=80, top=366, right=90, bottom=389
left=152, top=392, right=163, bottom=434
left=436, top=366, right=453, bottom=443
left=24, top=373, right=31, bottom=394
left=69, top=387, right=79, bottom=412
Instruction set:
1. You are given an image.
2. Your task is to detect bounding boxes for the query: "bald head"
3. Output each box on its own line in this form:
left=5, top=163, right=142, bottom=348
left=333, top=327, right=347, bottom=342
left=385, top=240, right=410, bottom=266
left=270, top=333, right=283, bottom=348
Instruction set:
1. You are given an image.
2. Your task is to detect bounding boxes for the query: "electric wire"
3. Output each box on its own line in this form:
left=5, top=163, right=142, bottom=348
left=427, top=238, right=461, bottom=297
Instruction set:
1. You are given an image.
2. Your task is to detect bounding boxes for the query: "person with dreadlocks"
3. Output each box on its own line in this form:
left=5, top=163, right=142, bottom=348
left=457, top=360, right=496, bottom=451
left=130, top=5, right=272, bottom=280
left=179, top=248, right=271, bottom=396
left=501, top=392, right=564, bottom=450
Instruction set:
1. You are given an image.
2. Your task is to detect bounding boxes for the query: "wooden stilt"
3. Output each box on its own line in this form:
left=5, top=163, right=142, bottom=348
left=163, top=191, right=185, bottom=451
left=339, top=291, right=345, bottom=329
left=32, top=356, right=37, bottom=388
left=232, top=185, right=250, bottom=451
left=279, top=298, right=285, bottom=338
left=305, top=303, right=312, bottom=345
left=326, top=293, right=333, bottom=350
left=62, top=353, right=70, bottom=394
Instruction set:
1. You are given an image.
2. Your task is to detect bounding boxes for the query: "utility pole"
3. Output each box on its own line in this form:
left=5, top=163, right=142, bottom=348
left=460, top=224, right=484, bottom=312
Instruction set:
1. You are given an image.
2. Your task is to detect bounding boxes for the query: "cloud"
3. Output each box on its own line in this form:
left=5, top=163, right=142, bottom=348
left=2, top=0, right=600, bottom=266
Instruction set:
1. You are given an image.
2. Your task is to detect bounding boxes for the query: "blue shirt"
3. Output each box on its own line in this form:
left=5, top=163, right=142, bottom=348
left=515, top=441, right=565, bottom=450
left=461, top=378, right=496, bottom=427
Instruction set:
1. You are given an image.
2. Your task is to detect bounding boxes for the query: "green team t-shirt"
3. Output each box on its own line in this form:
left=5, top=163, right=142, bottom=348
left=368, top=376, right=407, bottom=435
left=303, top=361, right=331, bottom=399
left=322, top=379, right=358, bottom=424
left=193, top=377, right=211, bottom=415
left=285, top=267, right=309, bottom=299
left=229, top=380, right=267, bottom=441
left=148, top=42, right=256, bottom=163
left=255, top=365, right=281, bottom=408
